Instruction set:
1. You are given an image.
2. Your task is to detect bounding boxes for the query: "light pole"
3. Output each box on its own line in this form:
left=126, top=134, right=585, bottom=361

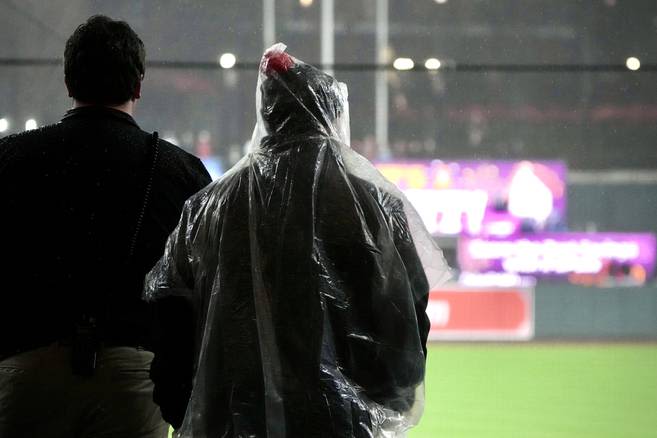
left=263, top=0, right=276, bottom=49
left=320, top=0, right=335, bottom=76
left=376, top=0, right=390, bottom=158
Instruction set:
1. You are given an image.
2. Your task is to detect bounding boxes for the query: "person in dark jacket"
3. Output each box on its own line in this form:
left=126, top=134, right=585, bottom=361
left=144, top=44, right=449, bottom=438
left=0, top=15, right=211, bottom=438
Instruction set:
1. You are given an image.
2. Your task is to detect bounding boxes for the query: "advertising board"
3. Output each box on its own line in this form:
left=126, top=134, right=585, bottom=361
left=375, top=160, right=566, bottom=237
left=427, top=287, right=534, bottom=341
left=458, top=233, right=656, bottom=284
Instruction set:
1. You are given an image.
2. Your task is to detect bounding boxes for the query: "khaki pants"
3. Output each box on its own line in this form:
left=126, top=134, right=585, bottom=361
left=0, top=344, right=169, bottom=438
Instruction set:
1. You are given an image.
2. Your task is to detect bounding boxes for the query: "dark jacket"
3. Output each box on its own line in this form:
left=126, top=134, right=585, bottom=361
left=0, top=106, right=211, bottom=355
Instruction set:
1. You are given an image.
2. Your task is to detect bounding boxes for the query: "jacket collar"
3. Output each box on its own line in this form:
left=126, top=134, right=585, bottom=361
left=62, top=106, right=139, bottom=128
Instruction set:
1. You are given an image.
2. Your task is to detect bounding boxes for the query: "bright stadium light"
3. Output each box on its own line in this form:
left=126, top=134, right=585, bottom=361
left=626, top=56, right=641, bottom=71
left=219, top=53, right=237, bottom=69
left=425, top=58, right=442, bottom=70
left=299, top=0, right=313, bottom=7
left=0, top=118, right=8, bottom=133
left=393, top=57, right=414, bottom=71
left=434, top=0, right=448, bottom=4
left=25, top=118, right=37, bottom=131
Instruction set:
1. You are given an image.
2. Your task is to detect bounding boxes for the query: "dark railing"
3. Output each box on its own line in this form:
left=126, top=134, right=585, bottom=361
left=1, top=58, right=656, bottom=72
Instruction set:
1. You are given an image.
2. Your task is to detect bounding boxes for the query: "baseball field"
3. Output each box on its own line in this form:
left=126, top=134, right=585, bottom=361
left=166, top=343, right=657, bottom=438
left=411, top=343, right=657, bottom=438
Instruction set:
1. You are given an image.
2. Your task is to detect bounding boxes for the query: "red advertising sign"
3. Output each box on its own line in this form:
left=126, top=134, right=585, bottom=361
left=427, top=288, right=534, bottom=341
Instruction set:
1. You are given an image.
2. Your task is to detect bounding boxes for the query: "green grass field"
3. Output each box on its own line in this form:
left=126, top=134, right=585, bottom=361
left=411, top=343, right=657, bottom=438
left=167, top=343, right=657, bottom=438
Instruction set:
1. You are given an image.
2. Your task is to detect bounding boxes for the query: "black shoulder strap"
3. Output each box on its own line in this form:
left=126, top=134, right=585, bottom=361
left=127, top=131, right=160, bottom=262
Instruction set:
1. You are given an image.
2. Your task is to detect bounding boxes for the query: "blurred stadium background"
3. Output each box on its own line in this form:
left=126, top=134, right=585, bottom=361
left=1, top=1, right=656, bottom=437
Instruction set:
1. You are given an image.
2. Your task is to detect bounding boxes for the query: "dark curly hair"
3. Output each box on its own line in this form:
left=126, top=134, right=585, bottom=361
left=64, top=15, right=145, bottom=105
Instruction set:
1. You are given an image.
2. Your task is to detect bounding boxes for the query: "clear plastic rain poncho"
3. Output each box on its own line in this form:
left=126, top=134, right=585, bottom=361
left=144, top=44, right=450, bottom=438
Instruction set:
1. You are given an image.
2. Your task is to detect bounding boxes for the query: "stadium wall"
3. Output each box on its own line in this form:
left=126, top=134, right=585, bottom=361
left=568, top=179, right=657, bottom=236
left=534, top=177, right=657, bottom=340
left=534, top=284, right=657, bottom=340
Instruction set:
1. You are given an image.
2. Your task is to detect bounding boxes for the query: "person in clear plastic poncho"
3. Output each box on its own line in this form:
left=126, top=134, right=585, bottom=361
left=144, top=44, right=450, bottom=438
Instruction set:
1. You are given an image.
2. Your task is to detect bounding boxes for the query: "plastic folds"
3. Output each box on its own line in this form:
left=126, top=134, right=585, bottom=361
left=144, top=44, right=450, bottom=438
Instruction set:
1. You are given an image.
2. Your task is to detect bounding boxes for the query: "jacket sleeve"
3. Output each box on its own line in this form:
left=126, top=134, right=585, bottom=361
left=363, top=191, right=430, bottom=413
left=330, top=176, right=430, bottom=414
left=189, top=155, right=213, bottom=192
left=385, top=194, right=431, bottom=358
left=144, top=202, right=197, bottom=429
left=144, top=201, right=196, bottom=299
left=149, top=296, right=195, bottom=429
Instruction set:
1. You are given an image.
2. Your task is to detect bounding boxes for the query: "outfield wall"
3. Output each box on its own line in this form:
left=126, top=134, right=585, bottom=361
left=522, top=179, right=657, bottom=340
left=568, top=182, right=657, bottom=237
left=534, top=284, right=657, bottom=340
